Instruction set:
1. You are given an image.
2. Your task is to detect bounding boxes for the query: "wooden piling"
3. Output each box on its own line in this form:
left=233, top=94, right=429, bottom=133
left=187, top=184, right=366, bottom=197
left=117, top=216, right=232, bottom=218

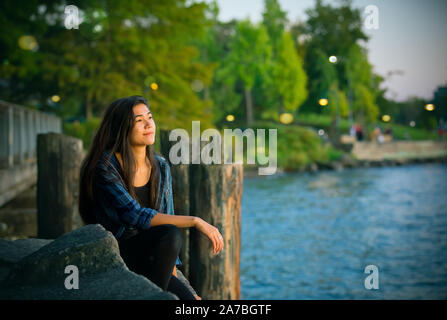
left=189, top=163, right=243, bottom=299
left=37, top=133, right=83, bottom=239
left=160, top=129, right=243, bottom=299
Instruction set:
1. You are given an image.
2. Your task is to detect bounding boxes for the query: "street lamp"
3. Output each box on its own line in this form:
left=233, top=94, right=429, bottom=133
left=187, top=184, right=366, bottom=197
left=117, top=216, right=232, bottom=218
left=226, top=114, right=235, bottom=122
left=319, top=98, right=328, bottom=106
left=279, top=113, right=293, bottom=124
left=425, top=104, right=435, bottom=111
left=382, top=114, right=391, bottom=122
left=51, top=95, right=60, bottom=103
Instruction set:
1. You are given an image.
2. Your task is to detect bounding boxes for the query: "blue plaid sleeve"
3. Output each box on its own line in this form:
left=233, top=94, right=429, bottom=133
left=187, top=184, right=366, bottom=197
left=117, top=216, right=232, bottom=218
left=94, top=163, right=158, bottom=230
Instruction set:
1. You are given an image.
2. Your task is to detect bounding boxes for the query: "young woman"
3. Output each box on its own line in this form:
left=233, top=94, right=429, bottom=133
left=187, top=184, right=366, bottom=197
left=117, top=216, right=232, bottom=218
left=79, top=96, right=224, bottom=300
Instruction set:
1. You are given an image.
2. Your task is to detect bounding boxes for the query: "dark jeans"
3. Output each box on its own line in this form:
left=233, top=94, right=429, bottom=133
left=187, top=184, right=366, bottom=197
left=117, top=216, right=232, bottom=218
left=118, top=224, right=195, bottom=300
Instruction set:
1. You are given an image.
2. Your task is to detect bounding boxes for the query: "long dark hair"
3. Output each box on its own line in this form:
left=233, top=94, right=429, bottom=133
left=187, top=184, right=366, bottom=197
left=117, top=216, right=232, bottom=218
left=79, top=96, right=160, bottom=225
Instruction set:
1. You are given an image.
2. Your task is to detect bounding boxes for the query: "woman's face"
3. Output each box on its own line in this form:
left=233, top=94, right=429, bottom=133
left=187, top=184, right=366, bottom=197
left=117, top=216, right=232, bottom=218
left=130, top=103, right=156, bottom=146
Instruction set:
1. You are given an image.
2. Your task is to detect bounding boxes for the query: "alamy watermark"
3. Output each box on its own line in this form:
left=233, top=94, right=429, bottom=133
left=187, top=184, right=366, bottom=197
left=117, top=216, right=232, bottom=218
left=168, top=121, right=277, bottom=175
left=64, top=265, right=79, bottom=290
left=64, top=5, right=80, bottom=30
left=364, top=265, right=379, bottom=290
left=364, top=5, right=379, bottom=30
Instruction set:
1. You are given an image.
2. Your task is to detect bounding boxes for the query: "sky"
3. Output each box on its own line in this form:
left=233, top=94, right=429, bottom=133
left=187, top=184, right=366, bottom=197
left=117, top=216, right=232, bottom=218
left=204, top=0, right=447, bottom=102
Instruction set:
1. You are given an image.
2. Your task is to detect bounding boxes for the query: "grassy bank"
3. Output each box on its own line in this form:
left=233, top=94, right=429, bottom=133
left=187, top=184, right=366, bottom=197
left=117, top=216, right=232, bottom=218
left=243, top=121, right=342, bottom=171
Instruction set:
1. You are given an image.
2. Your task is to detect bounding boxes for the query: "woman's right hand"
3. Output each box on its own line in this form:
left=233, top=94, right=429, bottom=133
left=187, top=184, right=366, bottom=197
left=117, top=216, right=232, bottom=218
left=194, top=217, right=224, bottom=254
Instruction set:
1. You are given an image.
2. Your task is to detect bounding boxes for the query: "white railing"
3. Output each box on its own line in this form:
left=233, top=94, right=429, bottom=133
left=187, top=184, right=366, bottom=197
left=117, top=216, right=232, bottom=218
left=0, top=100, right=61, bottom=169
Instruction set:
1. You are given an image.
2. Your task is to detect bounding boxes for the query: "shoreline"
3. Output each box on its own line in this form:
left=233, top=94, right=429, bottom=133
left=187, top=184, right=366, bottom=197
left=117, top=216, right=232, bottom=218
left=243, top=154, right=447, bottom=177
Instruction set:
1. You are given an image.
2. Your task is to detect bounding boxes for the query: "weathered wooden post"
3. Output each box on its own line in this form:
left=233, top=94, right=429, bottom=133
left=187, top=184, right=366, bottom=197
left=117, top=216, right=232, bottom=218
left=160, top=130, right=191, bottom=279
left=37, top=133, right=83, bottom=239
left=160, top=129, right=243, bottom=299
left=189, top=163, right=243, bottom=300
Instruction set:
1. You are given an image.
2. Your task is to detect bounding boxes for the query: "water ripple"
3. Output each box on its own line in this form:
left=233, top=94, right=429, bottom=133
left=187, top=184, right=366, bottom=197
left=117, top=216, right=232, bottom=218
left=241, top=163, right=447, bottom=299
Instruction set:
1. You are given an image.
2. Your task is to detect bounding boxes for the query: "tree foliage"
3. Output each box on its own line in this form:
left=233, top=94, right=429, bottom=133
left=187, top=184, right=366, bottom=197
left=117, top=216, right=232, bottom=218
left=0, top=0, right=215, bottom=129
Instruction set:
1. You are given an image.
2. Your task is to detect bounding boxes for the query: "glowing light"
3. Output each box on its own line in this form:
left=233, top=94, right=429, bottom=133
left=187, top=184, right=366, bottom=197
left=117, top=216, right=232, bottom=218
left=51, top=95, right=60, bottom=103
left=425, top=104, right=434, bottom=111
left=226, top=114, right=235, bottom=122
left=329, top=56, right=338, bottom=63
left=93, top=24, right=103, bottom=33
left=382, top=115, right=391, bottom=122
left=279, top=113, right=294, bottom=125
left=151, top=82, right=158, bottom=90
left=319, top=98, right=328, bottom=106
left=18, top=35, right=38, bottom=51
left=191, top=79, right=204, bottom=92
left=409, top=121, right=415, bottom=127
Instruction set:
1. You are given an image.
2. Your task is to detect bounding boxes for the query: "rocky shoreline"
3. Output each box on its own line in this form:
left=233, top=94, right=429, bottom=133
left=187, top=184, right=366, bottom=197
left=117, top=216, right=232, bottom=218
left=243, top=153, right=447, bottom=177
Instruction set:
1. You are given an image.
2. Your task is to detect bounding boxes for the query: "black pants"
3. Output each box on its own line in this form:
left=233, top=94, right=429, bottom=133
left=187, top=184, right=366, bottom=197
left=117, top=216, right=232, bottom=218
left=118, top=224, right=196, bottom=300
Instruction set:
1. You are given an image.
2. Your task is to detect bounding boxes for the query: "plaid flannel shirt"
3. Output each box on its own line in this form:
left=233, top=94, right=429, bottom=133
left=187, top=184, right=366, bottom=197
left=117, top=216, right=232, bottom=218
left=92, top=150, right=181, bottom=266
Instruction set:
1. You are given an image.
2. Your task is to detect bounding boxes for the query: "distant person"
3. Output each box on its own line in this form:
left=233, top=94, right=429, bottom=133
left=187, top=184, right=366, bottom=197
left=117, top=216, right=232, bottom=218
left=438, top=127, right=446, bottom=140
left=384, top=125, right=393, bottom=142
left=385, top=126, right=393, bottom=136
left=79, top=96, right=224, bottom=300
left=350, top=124, right=356, bottom=137
left=355, top=124, right=364, bottom=141
left=373, top=126, right=383, bottom=143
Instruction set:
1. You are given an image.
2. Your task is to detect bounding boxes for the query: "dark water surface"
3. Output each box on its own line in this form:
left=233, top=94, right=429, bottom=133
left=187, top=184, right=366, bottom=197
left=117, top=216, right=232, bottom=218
left=240, top=163, right=447, bottom=299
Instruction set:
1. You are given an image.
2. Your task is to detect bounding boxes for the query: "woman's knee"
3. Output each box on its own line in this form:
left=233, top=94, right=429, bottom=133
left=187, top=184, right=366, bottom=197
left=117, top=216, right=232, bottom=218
left=160, top=224, right=182, bottom=252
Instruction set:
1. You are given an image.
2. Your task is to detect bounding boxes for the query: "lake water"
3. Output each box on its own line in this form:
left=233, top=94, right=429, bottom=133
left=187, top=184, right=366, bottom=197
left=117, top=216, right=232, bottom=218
left=240, top=163, right=447, bottom=299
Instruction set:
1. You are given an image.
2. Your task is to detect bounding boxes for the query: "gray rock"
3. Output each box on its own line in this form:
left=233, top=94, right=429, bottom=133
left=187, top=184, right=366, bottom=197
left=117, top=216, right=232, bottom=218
left=0, top=224, right=178, bottom=300
left=330, top=161, right=343, bottom=171
left=176, top=269, right=198, bottom=297
left=340, top=153, right=358, bottom=167
left=0, top=266, right=177, bottom=300
left=0, top=237, right=52, bottom=267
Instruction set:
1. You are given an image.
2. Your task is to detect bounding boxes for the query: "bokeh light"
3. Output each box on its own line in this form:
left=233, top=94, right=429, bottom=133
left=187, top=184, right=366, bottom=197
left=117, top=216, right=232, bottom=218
left=226, top=114, right=235, bottom=122
left=279, top=113, right=294, bottom=124
left=425, top=104, right=434, bottom=111
left=18, top=35, right=38, bottom=51
left=191, top=79, right=204, bottom=92
left=51, top=95, right=60, bottom=103
left=318, top=98, right=328, bottom=106
left=382, top=114, right=391, bottom=122
left=329, top=56, right=338, bottom=63
left=410, top=121, right=416, bottom=127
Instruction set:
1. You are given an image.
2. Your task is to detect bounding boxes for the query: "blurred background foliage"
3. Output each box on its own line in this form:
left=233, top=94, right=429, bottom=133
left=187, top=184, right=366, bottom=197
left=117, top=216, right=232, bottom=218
left=1, top=0, right=445, bottom=165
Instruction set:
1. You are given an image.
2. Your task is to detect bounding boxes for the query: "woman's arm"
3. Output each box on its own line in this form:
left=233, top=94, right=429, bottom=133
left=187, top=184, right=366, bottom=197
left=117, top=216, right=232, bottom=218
left=151, top=213, right=224, bottom=254
left=150, top=213, right=197, bottom=228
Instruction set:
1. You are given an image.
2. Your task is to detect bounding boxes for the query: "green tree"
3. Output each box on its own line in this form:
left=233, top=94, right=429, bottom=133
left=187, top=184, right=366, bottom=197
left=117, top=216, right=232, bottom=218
left=345, top=44, right=380, bottom=123
left=307, top=49, right=337, bottom=108
left=220, top=20, right=272, bottom=125
left=303, top=0, right=368, bottom=68
left=273, top=32, right=307, bottom=113
left=192, top=2, right=242, bottom=126
left=260, top=0, right=307, bottom=120
left=296, top=0, right=369, bottom=113
left=1, top=0, right=216, bottom=129
left=325, top=82, right=349, bottom=138
left=262, top=0, right=288, bottom=57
